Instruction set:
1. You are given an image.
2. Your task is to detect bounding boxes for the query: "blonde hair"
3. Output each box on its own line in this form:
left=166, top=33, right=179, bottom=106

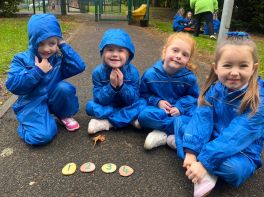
left=161, top=32, right=197, bottom=71
left=177, top=8, right=185, bottom=16
left=199, top=36, right=260, bottom=115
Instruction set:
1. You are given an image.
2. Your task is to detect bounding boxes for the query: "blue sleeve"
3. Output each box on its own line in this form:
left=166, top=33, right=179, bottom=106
left=6, top=54, right=46, bottom=95
left=92, top=69, right=116, bottom=105
left=182, top=105, right=214, bottom=155
left=118, top=67, right=140, bottom=105
left=140, top=74, right=161, bottom=106
left=198, top=106, right=264, bottom=172
left=174, top=76, right=199, bottom=115
left=60, top=43, right=86, bottom=79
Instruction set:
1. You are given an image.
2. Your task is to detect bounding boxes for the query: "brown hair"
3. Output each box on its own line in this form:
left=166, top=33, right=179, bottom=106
left=199, top=36, right=260, bottom=114
left=161, top=32, right=197, bottom=71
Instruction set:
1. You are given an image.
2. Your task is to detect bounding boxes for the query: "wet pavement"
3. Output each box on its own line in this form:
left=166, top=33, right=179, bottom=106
left=1, top=14, right=264, bottom=197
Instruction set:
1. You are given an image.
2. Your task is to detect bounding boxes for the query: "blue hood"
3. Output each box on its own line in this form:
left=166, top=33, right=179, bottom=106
left=27, top=14, right=62, bottom=53
left=99, top=28, right=135, bottom=63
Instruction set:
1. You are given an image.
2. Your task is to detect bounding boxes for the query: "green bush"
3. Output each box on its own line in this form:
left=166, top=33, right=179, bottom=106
left=231, top=0, right=264, bottom=33
left=0, top=0, right=20, bottom=17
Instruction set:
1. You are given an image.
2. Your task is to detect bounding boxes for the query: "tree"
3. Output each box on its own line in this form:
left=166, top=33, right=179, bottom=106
left=0, top=0, right=21, bottom=17
left=231, top=0, right=264, bottom=33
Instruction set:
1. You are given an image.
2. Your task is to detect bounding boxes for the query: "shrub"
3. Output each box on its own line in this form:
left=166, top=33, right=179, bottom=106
left=0, top=0, right=20, bottom=17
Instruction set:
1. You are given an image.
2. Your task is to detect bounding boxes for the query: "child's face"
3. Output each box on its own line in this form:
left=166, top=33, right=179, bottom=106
left=163, top=39, right=191, bottom=74
left=38, top=37, right=58, bottom=59
left=102, top=45, right=129, bottom=68
left=214, top=45, right=257, bottom=91
left=187, top=12, right=192, bottom=19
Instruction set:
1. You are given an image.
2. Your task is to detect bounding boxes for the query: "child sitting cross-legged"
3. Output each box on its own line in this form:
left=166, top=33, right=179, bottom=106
left=86, top=28, right=146, bottom=134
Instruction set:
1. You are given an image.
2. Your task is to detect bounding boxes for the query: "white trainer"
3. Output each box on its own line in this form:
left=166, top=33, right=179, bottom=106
left=194, top=173, right=218, bottom=197
left=131, top=119, right=141, bottom=129
left=210, top=35, right=217, bottom=40
left=87, top=119, right=112, bottom=134
left=167, top=135, right=176, bottom=150
left=144, top=130, right=167, bottom=150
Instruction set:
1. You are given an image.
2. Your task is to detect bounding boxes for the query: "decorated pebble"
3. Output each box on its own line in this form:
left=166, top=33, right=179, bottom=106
left=101, top=163, right=117, bottom=173
left=119, top=165, right=134, bottom=177
left=62, top=162, right=77, bottom=175
left=80, top=162, right=96, bottom=173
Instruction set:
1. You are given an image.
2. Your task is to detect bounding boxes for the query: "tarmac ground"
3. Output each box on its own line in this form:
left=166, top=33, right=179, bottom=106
left=1, top=14, right=264, bottom=197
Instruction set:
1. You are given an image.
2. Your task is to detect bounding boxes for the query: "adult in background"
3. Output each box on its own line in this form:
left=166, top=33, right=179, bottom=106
left=190, top=0, right=218, bottom=40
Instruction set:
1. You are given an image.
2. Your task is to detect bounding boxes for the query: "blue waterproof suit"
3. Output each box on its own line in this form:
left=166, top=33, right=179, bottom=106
left=86, top=29, right=146, bottom=128
left=172, top=14, right=189, bottom=32
left=181, top=79, right=264, bottom=187
left=203, top=19, right=220, bottom=35
left=138, top=60, right=199, bottom=134
left=6, top=14, right=86, bottom=145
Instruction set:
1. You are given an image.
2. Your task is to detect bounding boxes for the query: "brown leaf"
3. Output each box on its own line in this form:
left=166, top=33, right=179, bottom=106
left=93, top=135, right=106, bottom=148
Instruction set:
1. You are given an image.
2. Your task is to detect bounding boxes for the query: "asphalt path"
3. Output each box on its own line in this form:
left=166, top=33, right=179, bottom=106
left=1, top=15, right=264, bottom=196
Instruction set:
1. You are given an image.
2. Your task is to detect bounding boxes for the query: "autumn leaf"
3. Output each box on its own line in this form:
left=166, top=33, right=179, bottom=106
left=93, top=135, right=106, bottom=148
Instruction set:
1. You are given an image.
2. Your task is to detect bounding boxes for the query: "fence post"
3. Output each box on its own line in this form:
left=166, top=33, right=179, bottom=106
left=33, top=0, right=36, bottom=14
left=61, top=0, right=67, bottom=15
left=95, top=0, right=98, bottom=22
left=127, top=0, right=132, bottom=24
left=42, top=0, right=46, bottom=13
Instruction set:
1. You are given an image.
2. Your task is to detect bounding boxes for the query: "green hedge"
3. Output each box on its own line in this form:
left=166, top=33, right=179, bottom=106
left=0, top=0, right=20, bottom=17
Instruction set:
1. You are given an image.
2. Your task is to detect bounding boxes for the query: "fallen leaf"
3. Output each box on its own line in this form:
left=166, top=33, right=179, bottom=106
left=0, top=148, right=13, bottom=158
left=93, top=135, right=106, bottom=148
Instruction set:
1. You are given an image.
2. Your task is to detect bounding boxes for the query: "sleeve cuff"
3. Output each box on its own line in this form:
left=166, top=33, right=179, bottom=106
left=32, top=65, right=45, bottom=80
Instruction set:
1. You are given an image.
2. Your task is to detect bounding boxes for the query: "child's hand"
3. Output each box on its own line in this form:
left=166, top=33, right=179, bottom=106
left=115, top=68, right=124, bottom=87
left=110, top=69, right=118, bottom=88
left=158, top=100, right=171, bottom=113
left=169, top=107, right=180, bottom=116
left=183, top=152, right=197, bottom=169
left=35, top=56, right=52, bottom=73
left=58, top=38, right=66, bottom=46
left=186, top=161, right=207, bottom=184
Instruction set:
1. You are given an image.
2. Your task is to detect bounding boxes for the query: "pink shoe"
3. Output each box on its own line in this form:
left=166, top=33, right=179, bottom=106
left=194, top=173, right=217, bottom=197
left=61, top=117, right=80, bottom=132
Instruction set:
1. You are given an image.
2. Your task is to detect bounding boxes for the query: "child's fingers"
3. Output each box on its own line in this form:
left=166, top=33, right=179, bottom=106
left=164, top=101, right=172, bottom=108
left=192, top=177, right=199, bottom=184
left=42, top=58, right=48, bottom=63
left=35, top=56, right=39, bottom=64
left=115, top=69, right=123, bottom=77
left=183, top=163, right=190, bottom=169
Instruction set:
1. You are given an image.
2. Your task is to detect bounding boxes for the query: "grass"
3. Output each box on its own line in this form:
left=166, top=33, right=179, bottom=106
left=149, top=19, right=264, bottom=77
left=0, top=16, right=75, bottom=75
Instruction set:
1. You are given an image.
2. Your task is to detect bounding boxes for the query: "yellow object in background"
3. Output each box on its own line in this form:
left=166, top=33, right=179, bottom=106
left=132, top=4, right=147, bottom=20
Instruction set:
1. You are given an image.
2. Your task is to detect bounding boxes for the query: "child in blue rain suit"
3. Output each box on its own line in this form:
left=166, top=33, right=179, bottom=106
left=6, top=14, right=86, bottom=145
left=173, top=8, right=190, bottom=32
left=181, top=33, right=264, bottom=197
left=203, top=13, right=220, bottom=35
left=86, top=28, right=146, bottom=134
left=138, top=32, right=199, bottom=150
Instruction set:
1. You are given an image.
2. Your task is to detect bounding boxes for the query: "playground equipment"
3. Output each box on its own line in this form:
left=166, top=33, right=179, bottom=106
left=126, top=0, right=149, bottom=26
left=131, top=4, right=147, bottom=21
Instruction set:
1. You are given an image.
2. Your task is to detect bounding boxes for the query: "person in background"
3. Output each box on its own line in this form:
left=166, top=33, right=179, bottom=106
left=172, top=8, right=190, bottom=32
left=190, top=0, right=218, bottom=40
left=203, top=12, right=220, bottom=35
left=185, top=11, right=195, bottom=30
